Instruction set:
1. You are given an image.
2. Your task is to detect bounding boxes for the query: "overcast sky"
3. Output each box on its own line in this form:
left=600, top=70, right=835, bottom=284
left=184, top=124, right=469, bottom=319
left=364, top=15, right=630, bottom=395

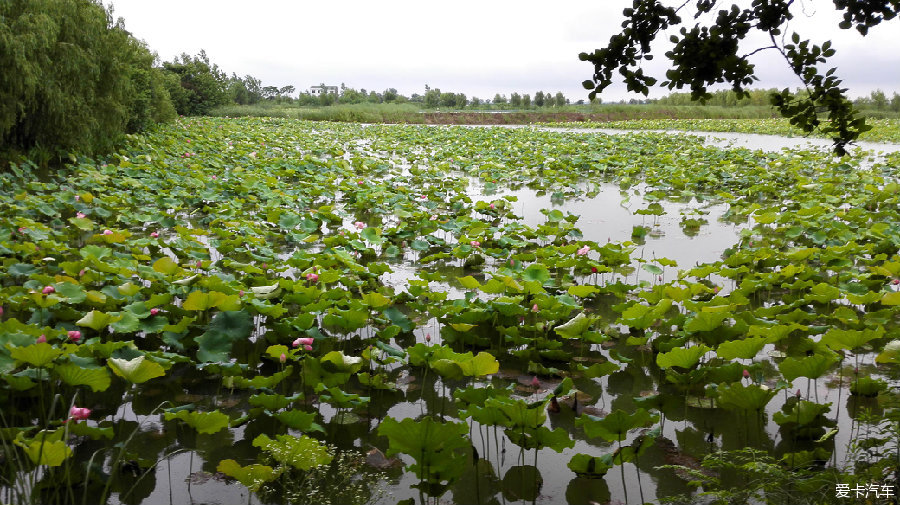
left=103, top=0, right=900, bottom=102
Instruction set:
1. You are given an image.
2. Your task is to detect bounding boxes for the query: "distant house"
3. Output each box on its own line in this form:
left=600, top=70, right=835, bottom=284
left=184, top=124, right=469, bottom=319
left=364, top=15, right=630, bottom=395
left=309, top=85, right=339, bottom=96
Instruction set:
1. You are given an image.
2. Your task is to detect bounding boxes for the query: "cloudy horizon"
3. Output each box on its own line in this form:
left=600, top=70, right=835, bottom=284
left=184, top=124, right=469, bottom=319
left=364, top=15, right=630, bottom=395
left=104, top=0, right=900, bottom=103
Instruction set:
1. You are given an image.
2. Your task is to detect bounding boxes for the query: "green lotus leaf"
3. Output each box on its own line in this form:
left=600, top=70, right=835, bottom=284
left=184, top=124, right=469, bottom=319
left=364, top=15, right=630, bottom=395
left=778, top=353, right=837, bottom=381
left=555, top=312, right=592, bottom=338
left=457, top=276, right=482, bottom=290
left=780, top=448, right=831, bottom=469
left=23, top=439, right=72, bottom=466
left=54, top=363, right=111, bottom=392
left=184, top=291, right=241, bottom=311
left=715, top=382, right=776, bottom=411
left=195, top=311, right=253, bottom=363
left=568, top=453, right=614, bottom=476
left=522, top=264, right=551, bottom=284
left=164, top=409, right=230, bottom=434
left=656, top=345, right=710, bottom=370
left=431, top=358, right=465, bottom=380
left=875, top=339, right=900, bottom=364
left=567, top=285, right=599, bottom=298
left=117, top=282, right=141, bottom=297
left=505, top=426, right=574, bottom=452
left=152, top=257, right=181, bottom=275
left=249, top=393, right=298, bottom=411
left=450, top=323, right=475, bottom=332
left=684, top=311, right=729, bottom=333
left=10, top=343, right=62, bottom=368
left=107, top=356, right=165, bottom=384
left=252, top=434, right=332, bottom=470
left=217, top=459, right=279, bottom=492
left=374, top=340, right=405, bottom=358
left=173, top=274, right=200, bottom=286
left=377, top=416, right=468, bottom=483
left=457, top=351, right=500, bottom=377
left=230, top=367, right=293, bottom=389
left=361, top=292, right=390, bottom=308
left=576, top=409, right=658, bottom=442
left=487, top=397, right=547, bottom=430
left=76, top=310, right=122, bottom=331
left=716, top=336, right=768, bottom=360
left=250, top=284, right=281, bottom=300
left=274, top=410, right=324, bottom=432
left=67, top=422, right=113, bottom=440
left=580, top=361, right=620, bottom=378
left=618, top=299, right=672, bottom=330
left=773, top=401, right=832, bottom=427
left=820, top=326, right=884, bottom=351
left=880, top=291, right=900, bottom=305
left=55, top=282, right=86, bottom=303
left=320, top=351, right=364, bottom=373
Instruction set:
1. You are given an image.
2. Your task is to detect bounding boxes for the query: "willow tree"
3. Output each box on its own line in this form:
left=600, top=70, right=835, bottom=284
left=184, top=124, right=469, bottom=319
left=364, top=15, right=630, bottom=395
left=0, top=0, right=174, bottom=166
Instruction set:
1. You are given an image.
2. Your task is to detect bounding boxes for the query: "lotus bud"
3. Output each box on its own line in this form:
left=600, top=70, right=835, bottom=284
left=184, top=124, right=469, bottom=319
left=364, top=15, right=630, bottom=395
left=532, top=303, right=539, bottom=312
left=77, top=212, right=86, bottom=219
left=279, top=353, right=287, bottom=363
left=304, top=344, right=313, bottom=351
left=306, top=272, right=319, bottom=282
left=795, top=389, right=802, bottom=398
left=70, top=406, right=91, bottom=422
left=103, top=229, right=113, bottom=235
left=42, top=285, right=55, bottom=294
left=150, top=231, right=159, bottom=238
left=239, top=290, right=244, bottom=297
left=893, top=279, right=900, bottom=286
left=425, top=333, right=431, bottom=342
left=196, top=260, right=202, bottom=268
left=531, top=376, right=540, bottom=388
left=489, top=203, right=495, bottom=209
left=354, top=221, right=366, bottom=229
left=150, top=308, right=160, bottom=316
left=742, top=369, right=750, bottom=379
left=591, top=266, right=598, bottom=273
left=37, top=334, right=47, bottom=343
left=68, top=330, right=81, bottom=343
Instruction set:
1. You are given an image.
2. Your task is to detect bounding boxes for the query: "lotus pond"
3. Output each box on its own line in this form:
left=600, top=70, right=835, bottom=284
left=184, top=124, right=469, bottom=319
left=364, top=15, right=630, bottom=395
left=2, top=118, right=900, bottom=505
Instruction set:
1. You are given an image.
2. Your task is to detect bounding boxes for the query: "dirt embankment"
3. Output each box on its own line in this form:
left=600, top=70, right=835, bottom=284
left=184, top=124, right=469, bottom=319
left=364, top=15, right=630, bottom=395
left=413, top=112, right=640, bottom=125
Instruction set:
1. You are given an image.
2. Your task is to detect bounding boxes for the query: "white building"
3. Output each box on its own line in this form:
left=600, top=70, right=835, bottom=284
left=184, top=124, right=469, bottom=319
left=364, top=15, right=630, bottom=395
left=309, top=85, right=339, bottom=96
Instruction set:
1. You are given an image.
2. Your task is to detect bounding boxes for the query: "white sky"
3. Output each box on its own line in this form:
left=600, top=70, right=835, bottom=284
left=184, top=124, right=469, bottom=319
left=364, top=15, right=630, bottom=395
left=103, top=0, right=900, bottom=102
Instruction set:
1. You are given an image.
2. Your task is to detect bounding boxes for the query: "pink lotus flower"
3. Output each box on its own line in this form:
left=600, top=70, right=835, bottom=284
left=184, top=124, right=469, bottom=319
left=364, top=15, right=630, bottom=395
left=304, top=344, right=313, bottom=351
left=196, top=260, right=202, bottom=268
left=429, top=215, right=437, bottom=221
left=262, top=263, right=268, bottom=270
left=186, top=139, right=191, bottom=143
left=150, top=231, right=159, bottom=238
left=591, top=266, right=598, bottom=273
left=76, top=212, right=86, bottom=219
left=742, top=369, right=750, bottom=379
left=531, top=376, right=540, bottom=388
left=79, top=269, right=86, bottom=277
left=293, top=337, right=314, bottom=348
left=509, top=259, right=515, bottom=267
left=420, top=195, right=426, bottom=200
left=354, top=221, right=366, bottom=229
left=893, top=279, right=900, bottom=285
left=489, top=203, right=495, bottom=209
left=70, top=406, right=91, bottom=422
left=532, top=303, right=539, bottom=312
left=238, top=290, right=244, bottom=297
left=42, top=285, right=55, bottom=294
left=425, top=333, right=431, bottom=342
left=576, top=245, right=590, bottom=256
left=470, top=241, right=480, bottom=247
left=279, top=353, right=287, bottom=363
left=150, top=308, right=160, bottom=316
left=211, top=175, right=217, bottom=180
left=17, top=227, right=25, bottom=234
left=306, top=273, right=319, bottom=282
left=0, top=306, right=3, bottom=317
left=102, top=230, right=113, bottom=236
left=795, top=389, right=802, bottom=398
left=36, top=335, right=47, bottom=343
left=357, top=180, right=363, bottom=185
left=68, top=330, right=81, bottom=343
left=74, top=195, right=80, bottom=202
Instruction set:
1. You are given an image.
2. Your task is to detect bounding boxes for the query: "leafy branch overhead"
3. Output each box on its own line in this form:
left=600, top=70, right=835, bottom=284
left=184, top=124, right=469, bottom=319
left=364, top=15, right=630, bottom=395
left=580, top=0, right=900, bottom=154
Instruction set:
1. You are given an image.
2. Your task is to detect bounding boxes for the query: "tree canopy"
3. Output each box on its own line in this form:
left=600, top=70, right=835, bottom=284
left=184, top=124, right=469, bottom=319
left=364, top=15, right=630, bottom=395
left=581, top=0, right=900, bottom=154
left=0, top=0, right=175, bottom=165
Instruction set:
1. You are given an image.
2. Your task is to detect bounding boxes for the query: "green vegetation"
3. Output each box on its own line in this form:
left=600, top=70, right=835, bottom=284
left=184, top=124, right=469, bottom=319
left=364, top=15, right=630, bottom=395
left=580, top=0, right=900, bottom=153
left=2, top=117, right=900, bottom=504
left=0, top=0, right=175, bottom=165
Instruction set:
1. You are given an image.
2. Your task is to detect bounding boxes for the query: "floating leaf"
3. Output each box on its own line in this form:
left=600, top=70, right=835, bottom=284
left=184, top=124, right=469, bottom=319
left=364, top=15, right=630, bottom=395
left=217, top=459, right=279, bottom=492
left=252, top=434, right=332, bottom=470
left=164, top=409, right=230, bottom=434
left=107, top=356, right=165, bottom=384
